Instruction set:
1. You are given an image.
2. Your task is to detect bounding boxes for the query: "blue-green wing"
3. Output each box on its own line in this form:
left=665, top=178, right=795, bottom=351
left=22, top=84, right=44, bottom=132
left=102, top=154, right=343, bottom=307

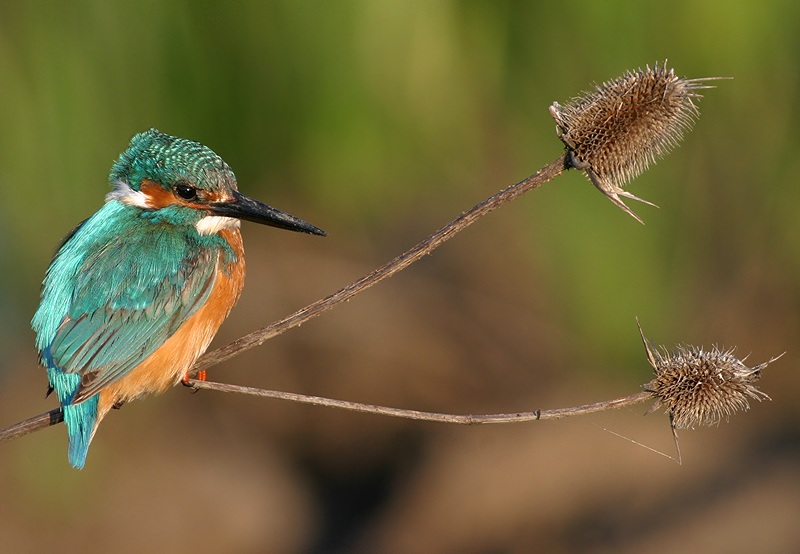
left=33, top=204, right=219, bottom=403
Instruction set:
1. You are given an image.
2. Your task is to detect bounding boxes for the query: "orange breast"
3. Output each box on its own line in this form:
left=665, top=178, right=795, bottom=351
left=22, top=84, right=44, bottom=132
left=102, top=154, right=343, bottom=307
left=97, top=228, right=245, bottom=422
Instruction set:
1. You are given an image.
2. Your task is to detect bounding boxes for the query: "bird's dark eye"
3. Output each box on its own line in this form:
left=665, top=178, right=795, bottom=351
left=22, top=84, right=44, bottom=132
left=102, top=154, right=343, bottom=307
left=175, top=183, right=197, bottom=200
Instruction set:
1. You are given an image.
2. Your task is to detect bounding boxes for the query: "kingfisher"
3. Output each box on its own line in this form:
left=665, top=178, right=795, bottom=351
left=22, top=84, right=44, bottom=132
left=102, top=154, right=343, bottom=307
left=31, top=129, right=325, bottom=469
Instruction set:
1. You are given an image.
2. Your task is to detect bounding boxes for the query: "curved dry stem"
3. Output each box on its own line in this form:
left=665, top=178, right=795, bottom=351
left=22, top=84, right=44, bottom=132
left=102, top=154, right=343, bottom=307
left=191, top=155, right=568, bottom=373
left=0, top=381, right=654, bottom=443
left=0, top=408, right=63, bottom=444
left=185, top=379, right=655, bottom=424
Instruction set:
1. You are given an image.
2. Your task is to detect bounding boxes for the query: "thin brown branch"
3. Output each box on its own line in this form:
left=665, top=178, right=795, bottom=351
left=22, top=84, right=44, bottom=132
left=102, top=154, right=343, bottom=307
left=186, top=379, right=655, bottom=424
left=191, top=154, right=568, bottom=374
left=0, top=379, right=654, bottom=444
left=0, top=408, right=63, bottom=444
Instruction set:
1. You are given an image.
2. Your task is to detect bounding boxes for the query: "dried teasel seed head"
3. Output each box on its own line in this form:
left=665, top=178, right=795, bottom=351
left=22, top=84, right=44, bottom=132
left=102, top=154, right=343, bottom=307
left=550, top=62, right=722, bottom=223
left=637, top=321, right=780, bottom=429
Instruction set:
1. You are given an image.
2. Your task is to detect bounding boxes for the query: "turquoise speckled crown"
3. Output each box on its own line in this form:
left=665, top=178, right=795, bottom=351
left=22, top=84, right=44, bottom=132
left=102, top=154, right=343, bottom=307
left=109, top=128, right=238, bottom=193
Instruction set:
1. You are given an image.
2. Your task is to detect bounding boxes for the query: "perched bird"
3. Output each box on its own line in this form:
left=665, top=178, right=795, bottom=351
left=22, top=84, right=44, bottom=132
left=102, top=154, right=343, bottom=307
left=32, top=129, right=325, bottom=469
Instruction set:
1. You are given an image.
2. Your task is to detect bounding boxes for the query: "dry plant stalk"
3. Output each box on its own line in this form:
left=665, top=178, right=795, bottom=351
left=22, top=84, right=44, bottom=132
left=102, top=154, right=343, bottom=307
left=2, top=63, right=736, bottom=447
left=1, top=322, right=777, bottom=445
left=185, top=323, right=777, bottom=430
left=192, top=62, right=722, bottom=371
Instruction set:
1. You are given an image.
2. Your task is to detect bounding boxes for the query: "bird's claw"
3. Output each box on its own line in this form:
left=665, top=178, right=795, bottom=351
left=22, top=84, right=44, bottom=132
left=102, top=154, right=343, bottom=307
left=181, top=370, right=207, bottom=392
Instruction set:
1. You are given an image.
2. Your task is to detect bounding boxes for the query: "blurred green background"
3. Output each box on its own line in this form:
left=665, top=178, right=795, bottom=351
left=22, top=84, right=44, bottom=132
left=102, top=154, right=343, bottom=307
left=2, top=1, right=799, bottom=552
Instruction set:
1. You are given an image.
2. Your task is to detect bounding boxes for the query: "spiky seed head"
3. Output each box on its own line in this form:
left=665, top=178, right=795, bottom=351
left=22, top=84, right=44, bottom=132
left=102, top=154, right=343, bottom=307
left=550, top=62, right=720, bottom=223
left=637, top=323, right=778, bottom=429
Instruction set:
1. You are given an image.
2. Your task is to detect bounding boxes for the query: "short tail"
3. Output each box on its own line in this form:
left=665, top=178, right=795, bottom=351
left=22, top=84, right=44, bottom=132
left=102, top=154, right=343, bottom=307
left=46, top=369, right=100, bottom=469
left=62, top=395, right=99, bottom=470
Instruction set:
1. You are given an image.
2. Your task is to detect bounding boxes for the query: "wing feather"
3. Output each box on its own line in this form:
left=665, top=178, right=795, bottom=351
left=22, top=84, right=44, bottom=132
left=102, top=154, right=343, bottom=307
left=33, top=202, right=223, bottom=403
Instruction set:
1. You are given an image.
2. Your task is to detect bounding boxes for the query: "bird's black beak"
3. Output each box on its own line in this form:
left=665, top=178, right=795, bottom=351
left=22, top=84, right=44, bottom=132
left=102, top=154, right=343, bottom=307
left=210, top=190, right=326, bottom=236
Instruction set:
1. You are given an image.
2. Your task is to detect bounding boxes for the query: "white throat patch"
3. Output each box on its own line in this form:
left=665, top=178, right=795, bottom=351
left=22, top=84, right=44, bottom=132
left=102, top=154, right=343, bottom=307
left=195, top=215, right=240, bottom=235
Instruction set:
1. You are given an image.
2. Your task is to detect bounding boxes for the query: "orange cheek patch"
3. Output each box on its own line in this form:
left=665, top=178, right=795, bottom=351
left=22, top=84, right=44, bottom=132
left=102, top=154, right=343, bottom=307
left=139, top=179, right=178, bottom=208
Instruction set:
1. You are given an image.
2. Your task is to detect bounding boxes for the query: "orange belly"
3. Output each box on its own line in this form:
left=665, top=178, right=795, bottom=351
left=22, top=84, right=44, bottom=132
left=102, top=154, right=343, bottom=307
left=97, top=229, right=245, bottom=422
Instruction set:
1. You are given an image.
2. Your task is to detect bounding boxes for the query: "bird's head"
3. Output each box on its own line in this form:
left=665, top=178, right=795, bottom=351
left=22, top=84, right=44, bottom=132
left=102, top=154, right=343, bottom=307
left=106, top=129, right=325, bottom=236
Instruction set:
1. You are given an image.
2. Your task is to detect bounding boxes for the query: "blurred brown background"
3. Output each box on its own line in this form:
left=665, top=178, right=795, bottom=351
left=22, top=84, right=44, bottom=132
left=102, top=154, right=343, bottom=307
left=1, top=1, right=798, bottom=552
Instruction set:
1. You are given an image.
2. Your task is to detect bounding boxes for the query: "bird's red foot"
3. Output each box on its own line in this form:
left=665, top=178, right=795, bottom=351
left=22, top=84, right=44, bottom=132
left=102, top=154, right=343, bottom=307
left=181, top=370, right=207, bottom=386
